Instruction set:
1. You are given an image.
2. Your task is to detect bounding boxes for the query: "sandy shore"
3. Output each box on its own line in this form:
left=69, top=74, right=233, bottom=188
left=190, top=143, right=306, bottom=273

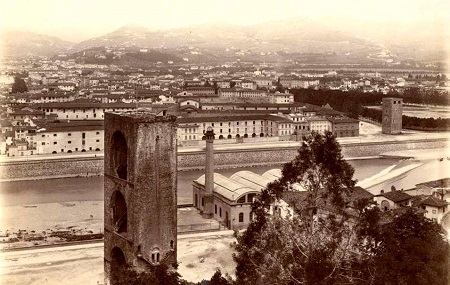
left=1, top=232, right=237, bottom=284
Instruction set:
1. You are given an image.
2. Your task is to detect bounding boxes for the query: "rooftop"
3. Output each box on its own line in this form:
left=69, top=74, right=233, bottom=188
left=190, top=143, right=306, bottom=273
left=411, top=195, right=448, bottom=208
left=195, top=173, right=257, bottom=201
left=377, top=190, right=411, bottom=203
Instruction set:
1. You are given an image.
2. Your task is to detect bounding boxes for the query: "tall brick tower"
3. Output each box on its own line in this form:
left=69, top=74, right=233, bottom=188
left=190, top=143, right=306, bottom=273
left=104, top=110, right=177, bottom=284
left=382, top=97, right=403, bottom=134
left=202, top=127, right=215, bottom=218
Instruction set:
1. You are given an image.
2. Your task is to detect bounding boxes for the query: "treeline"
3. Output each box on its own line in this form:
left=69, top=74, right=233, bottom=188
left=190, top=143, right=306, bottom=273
left=292, top=88, right=450, bottom=129
left=292, top=88, right=450, bottom=116
left=360, top=107, right=450, bottom=131
left=399, top=87, right=450, bottom=105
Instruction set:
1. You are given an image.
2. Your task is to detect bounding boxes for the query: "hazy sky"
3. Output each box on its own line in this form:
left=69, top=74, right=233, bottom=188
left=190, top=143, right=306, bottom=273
left=1, top=0, right=449, bottom=42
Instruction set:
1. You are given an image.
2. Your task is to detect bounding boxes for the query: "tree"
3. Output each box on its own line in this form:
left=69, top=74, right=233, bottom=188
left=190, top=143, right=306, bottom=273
left=197, top=270, right=232, bottom=285
left=233, top=132, right=450, bottom=285
left=113, top=263, right=188, bottom=285
left=11, top=76, right=28, bottom=93
left=366, top=207, right=450, bottom=285
left=233, top=131, right=367, bottom=285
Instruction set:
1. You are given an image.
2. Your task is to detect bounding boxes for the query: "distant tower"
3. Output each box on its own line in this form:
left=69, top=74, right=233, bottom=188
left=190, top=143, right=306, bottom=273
left=104, top=110, right=177, bottom=284
left=382, top=97, right=403, bottom=134
left=202, top=127, right=215, bottom=218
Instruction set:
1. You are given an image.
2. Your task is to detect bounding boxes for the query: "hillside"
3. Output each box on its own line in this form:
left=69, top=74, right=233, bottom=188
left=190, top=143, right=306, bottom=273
left=63, top=46, right=184, bottom=66
left=1, top=31, right=73, bottom=58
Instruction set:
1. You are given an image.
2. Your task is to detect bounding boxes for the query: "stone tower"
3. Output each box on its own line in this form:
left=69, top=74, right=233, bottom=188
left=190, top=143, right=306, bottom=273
left=202, top=127, right=215, bottom=218
left=104, top=110, right=177, bottom=284
left=382, top=97, right=403, bottom=134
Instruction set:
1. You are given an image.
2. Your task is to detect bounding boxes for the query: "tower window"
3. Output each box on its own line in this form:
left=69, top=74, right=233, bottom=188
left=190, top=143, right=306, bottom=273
left=112, top=131, right=128, bottom=180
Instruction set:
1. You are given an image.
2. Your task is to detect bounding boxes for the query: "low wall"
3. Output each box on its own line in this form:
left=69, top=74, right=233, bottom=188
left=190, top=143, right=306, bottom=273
left=1, top=138, right=449, bottom=181
left=1, top=157, right=104, bottom=181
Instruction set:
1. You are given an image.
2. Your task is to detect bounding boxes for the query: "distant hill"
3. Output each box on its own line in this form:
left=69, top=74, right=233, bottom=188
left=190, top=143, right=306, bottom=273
left=1, top=31, right=73, bottom=58
left=3, top=18, right=447, bottom=65
left=71, top=21, right=369, bottom=54
left=64, top=46, right=184, bottom=67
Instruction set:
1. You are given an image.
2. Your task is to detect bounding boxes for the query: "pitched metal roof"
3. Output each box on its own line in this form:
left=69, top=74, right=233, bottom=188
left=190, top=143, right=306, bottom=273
left=229, top=171, right=273, bottom=191
left=195, top=173, right=257, bottom=201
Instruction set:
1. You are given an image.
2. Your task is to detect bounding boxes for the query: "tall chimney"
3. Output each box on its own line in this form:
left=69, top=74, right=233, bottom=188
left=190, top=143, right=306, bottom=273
left=203, top=126, right=215, bottom=218
left=205, top=126, right=215, bottom=193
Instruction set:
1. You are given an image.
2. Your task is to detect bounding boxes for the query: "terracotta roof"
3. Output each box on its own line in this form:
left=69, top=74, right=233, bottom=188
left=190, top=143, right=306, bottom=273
left=328, top=117, right=360, bottom=124
left=37, top=120, right=104, bottom=132
left=37, top=99, right=136, bottom=109
left=9, top=109, right=45, bottom=116
left=185, top=87, right=214, bottom=90
left=411, top=195, right=448, bottom=208
left=378, top=190, right=411, bottom=203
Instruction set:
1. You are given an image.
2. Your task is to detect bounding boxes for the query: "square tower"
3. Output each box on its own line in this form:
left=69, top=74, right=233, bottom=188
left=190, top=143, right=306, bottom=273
left=382, top=97, right=403, bottom=134
left=104, top=110, right=177, bottom=283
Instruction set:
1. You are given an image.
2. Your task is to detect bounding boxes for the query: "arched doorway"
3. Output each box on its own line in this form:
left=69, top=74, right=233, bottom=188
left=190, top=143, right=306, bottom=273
left=112, top=191, right=127, bottom=232
left=381, top=200, right=390, bottom=211
left=111, top=131, right=128, bottom=180
left=111, top=247, right=127, bottom=284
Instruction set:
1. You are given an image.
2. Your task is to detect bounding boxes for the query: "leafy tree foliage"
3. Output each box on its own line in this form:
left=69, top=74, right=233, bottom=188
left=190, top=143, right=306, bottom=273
left=291, top=88, right=450, bottom=130
left=233, top=132, right=450, bottom=285
left=11, top=76, right=28, bottom=93
left=291, top=88, right=450, bottom=116
left=112, top=263, right=188, bottom=285
left=233, top=132, right=368, bottom=284
left=358, top=207, right=450, bottom=285
left=197, top=270, right=233, bottom=285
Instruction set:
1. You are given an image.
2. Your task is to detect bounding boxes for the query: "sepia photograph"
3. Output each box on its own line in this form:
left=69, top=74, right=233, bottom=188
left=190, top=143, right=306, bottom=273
left=0, top=0, right=449, bottom=284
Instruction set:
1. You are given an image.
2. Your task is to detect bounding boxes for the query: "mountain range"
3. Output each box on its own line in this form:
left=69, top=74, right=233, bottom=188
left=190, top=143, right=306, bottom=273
left=2, top=17, right=448, bottom=65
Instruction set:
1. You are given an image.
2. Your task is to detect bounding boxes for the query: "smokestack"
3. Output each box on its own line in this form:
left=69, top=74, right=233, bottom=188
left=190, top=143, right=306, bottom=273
left=203, top=126, right=215, bottom=219
left=205, top=126, right=215, bottom=194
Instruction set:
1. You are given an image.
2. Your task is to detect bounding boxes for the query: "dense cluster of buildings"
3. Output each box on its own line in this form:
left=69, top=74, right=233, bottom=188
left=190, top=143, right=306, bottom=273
left=0, top=63, right=367, bottom=156
left=1, top=54, right=446, bottom=157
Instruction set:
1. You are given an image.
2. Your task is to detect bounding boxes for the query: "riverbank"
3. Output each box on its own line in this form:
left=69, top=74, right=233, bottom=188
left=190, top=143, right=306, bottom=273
left=0, top=231, right=237, bottom=284
left=1, top=137, right=449, bottom=182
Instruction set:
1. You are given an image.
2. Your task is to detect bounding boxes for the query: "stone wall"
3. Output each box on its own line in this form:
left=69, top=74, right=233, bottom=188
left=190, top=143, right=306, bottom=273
left=1, top=138, right=449, bottom=181
left=1, top=157, right=104, bottom=180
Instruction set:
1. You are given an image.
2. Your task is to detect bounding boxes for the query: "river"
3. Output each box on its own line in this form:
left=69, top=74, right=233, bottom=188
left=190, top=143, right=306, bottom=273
left=0, top=158, right=400, bottom=207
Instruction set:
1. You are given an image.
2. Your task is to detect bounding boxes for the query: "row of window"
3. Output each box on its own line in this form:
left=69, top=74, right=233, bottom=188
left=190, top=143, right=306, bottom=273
left=50, top=147, right=101, bottom=154
left=42, top=132, right=100, bottom=138
left=63, top=114, right=102, bottom=119
left=43, top=139, right=101, bottom=145
left=200, top=127, right=264, bottom=134
left=202, top=121, right=264, bottom=127
left=213, top=205, right=250, bottom=223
